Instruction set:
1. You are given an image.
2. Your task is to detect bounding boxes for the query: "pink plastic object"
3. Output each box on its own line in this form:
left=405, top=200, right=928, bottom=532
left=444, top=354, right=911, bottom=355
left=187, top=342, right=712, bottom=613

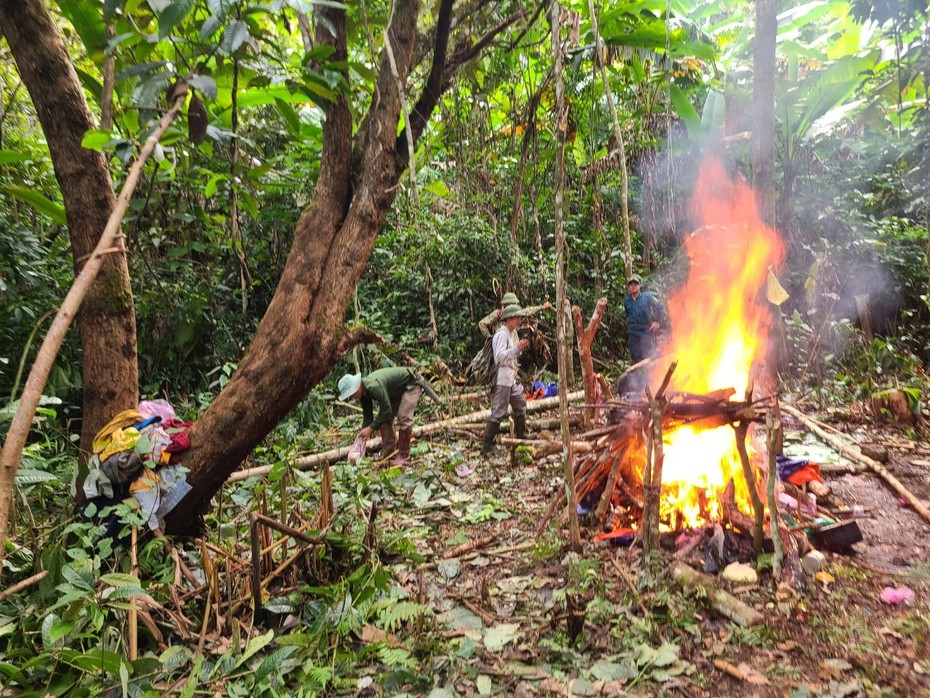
left=347, top=435, right=367, bottom=462
left=880, top=586, right=916, bottom=606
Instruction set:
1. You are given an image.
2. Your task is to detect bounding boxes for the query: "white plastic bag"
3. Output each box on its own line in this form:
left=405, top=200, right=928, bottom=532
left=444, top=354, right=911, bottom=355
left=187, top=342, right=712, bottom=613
left=347, top=435, right=367, bottom=462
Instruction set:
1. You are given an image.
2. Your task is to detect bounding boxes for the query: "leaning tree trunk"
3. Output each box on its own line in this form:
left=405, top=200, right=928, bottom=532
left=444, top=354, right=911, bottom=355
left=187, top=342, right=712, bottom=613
left=165, top=0, right=461, bottom=532
left=0, top=0, right=138, bottom=456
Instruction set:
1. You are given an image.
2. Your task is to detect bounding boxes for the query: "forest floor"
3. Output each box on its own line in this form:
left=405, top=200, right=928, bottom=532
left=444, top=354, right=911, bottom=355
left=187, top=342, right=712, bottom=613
left=356, top=400, right=930, bottom=698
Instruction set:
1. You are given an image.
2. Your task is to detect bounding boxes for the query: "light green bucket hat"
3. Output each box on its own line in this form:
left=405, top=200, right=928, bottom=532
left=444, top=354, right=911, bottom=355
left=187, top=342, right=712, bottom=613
left=501, top=304, right=526, bottom=320
left=501, top=292, right=520, bottom=307
left=338, top=373, right=362, bottom=400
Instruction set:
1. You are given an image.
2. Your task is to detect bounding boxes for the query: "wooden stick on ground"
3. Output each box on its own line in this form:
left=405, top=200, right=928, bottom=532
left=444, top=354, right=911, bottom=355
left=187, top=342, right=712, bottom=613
left=443, top=534, right=495, bottom=559
left=783, top=404, right=930, bottom=526
left=669, top=561, right=764, bottom=627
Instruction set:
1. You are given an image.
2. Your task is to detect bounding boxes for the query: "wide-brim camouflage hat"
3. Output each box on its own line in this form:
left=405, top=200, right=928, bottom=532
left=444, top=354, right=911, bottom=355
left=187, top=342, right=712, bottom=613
left=501, top=304, right=526, bottom=320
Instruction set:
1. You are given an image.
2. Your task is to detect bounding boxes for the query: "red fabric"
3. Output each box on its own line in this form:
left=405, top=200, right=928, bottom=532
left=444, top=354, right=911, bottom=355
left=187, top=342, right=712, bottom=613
left=526, top=386, right=546, bottom=401
left=593, top=527, right=636, bottom=542
left=162, top=418, right=193, bottom=463
left=785, top=462, right=823, bottom=487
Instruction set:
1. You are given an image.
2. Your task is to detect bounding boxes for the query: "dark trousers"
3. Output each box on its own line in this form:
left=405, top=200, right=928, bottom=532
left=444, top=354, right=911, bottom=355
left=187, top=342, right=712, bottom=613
left=629, top=331, right=657, bottom=364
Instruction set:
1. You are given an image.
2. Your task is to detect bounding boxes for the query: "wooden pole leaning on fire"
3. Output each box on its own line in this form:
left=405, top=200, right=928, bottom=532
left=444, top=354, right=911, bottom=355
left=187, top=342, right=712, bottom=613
left=733, top=381, right=766, bottom=555
left=641, top=361, right=677, bottom=561
left=765, top=412, right=783, bottom=582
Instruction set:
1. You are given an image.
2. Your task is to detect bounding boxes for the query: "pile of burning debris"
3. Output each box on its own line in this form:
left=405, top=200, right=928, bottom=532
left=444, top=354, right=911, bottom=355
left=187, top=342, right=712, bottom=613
left=540, top=377, right=864, bottom=581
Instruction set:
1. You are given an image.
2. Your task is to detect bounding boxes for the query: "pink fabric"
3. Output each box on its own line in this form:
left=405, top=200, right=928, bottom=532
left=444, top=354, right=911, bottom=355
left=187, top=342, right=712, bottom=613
left=880, top=586, right=915, bottom=606
left=138, top=399, right=177, bottom=422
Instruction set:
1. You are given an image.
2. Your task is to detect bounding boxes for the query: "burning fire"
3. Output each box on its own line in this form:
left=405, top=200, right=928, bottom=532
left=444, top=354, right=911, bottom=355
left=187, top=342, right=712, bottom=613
left=652, top=158, right=784, bottom=529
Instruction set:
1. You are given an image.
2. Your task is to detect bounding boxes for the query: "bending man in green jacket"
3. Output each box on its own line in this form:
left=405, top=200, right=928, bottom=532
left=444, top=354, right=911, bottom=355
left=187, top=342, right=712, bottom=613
left=338, top=367, right=423, bottom=465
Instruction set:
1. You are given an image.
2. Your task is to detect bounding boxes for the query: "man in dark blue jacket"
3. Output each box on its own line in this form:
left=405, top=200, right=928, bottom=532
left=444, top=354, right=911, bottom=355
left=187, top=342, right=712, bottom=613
left=623, top=274, right=668, bottom=364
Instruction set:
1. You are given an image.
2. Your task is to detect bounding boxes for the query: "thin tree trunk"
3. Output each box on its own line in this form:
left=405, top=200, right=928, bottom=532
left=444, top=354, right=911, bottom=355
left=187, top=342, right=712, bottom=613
left=0, top=0, right=139, bottom=457
left=587, top=0, right=632, bottom=280
left=550, top=0, right=581, bottom=553
left=752, top=0, right=777, bottom=227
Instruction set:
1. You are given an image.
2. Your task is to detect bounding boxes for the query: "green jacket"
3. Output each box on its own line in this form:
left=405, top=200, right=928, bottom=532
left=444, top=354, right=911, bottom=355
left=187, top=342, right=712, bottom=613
left=361, top=367, right=416, bottom=429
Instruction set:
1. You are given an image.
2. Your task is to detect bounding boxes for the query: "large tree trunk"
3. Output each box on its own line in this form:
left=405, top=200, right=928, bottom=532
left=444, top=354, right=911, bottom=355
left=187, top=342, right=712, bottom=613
left=165, top=0, right=460, bottom=532
left=0, top=0, right=138, bottom=456
left=752, top=0, right=777, bottom=227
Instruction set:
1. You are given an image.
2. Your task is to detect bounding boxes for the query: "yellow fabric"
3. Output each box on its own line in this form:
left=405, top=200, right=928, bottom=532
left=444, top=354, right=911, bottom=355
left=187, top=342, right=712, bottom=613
left=92, top=409, right=142, bottom=455
left=766, top=267, right=789, bottom=306
left=129, top=467, right=160, bottom=494
left=98, top=427, right=141, bottom=462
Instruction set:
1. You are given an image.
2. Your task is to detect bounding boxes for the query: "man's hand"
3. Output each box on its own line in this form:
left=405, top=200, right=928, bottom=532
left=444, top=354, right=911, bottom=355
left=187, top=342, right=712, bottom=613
left=542, top=300, right=553, bottom=310
left=359, top=426, right=373, bottom=439
left=649, top=322, right=660, bottom=332
left=517, top=338, right=530, bottom=351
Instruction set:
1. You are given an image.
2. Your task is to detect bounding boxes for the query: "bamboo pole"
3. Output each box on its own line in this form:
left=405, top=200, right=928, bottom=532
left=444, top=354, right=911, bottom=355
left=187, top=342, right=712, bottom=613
left=227, top=391, right=585, bottom=482
left=783, top=404, right=930, bottom=526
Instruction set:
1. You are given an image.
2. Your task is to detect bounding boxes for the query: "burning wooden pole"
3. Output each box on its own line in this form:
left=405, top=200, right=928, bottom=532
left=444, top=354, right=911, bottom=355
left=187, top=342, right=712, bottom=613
left=572, top=297, right=608, bottom=429
left=641, top=362, right=677, bottom=559
left=734, top=420, right=765, bottom=555
left=766, top=412, right=783, bottom=581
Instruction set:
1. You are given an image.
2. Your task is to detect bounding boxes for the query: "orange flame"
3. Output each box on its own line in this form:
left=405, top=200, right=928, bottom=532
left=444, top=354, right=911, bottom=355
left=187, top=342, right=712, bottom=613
left=653, top=158, right=784, bottom=529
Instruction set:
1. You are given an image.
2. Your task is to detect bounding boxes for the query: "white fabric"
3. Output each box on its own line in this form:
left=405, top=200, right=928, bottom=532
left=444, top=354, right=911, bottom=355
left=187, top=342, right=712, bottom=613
left=492, top=324, right=520, bottom=387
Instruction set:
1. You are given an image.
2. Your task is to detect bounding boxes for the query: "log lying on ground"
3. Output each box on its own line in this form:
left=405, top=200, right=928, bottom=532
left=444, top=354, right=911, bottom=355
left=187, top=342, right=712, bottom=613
left=669, top=561, right=764, bottom=627
left=500, top=437, right=593, bottom=458
left=783, top=404, right=930, bottom=527
left=227, top=390, right=586, bottom=482
left=454, top=416, right=580, bottom=431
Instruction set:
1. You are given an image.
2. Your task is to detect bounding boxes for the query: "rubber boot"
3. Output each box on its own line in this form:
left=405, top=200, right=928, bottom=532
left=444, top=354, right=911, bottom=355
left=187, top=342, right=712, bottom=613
left=392, top=428, right=413, bottom=466
left=513, top=413, right=527, bottom=440
left=379, top=424, right=396, bottom=458
left=481, top=421, right=500, bottom=455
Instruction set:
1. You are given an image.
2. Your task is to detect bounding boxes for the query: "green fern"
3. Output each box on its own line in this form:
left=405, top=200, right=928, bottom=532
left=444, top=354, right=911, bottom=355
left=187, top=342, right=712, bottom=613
left=377, top=645, right=416, bottom=670
left=304, top=664, right=334, bottom=688
left=376, top=600, right=429, bottom=632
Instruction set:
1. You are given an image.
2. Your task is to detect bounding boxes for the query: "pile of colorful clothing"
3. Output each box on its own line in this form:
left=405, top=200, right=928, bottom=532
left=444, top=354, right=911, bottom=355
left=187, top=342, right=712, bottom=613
left=82, top=399, right=192, bottom=531
left=528, top=380, right=558, bottom=400
left=775, top=454, right=824, bottom=487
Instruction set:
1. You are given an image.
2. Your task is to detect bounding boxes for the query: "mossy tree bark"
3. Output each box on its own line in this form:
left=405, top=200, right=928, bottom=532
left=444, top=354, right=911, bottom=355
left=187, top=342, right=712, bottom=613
left=0, top=0, right=139, bottom=457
